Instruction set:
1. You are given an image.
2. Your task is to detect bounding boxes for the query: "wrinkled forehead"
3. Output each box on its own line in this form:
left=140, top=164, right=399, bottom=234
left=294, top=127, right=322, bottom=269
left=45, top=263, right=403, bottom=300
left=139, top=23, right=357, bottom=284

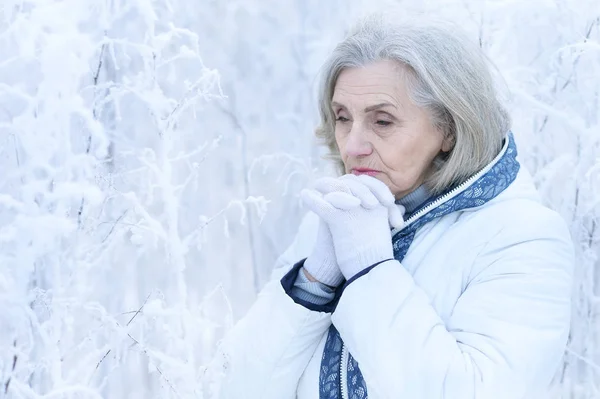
left=332, top=61, right=411, bottom=111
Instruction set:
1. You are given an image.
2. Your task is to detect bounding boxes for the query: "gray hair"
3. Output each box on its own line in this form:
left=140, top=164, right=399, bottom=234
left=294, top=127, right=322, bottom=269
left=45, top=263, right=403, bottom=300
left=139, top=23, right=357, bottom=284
left=315, top=13, right=511, bottom=194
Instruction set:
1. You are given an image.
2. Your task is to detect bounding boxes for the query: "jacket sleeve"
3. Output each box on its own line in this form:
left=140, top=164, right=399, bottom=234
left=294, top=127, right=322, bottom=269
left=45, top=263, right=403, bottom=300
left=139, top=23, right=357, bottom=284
left=216, top=212, right=332, bottom=399
left=331, top=209, right=574, bottom=399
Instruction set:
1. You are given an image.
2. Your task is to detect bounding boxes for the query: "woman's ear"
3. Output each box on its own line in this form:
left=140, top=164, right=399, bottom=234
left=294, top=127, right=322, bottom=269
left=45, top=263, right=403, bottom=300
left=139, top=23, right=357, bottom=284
left=441, top=133, right=454, bottom=153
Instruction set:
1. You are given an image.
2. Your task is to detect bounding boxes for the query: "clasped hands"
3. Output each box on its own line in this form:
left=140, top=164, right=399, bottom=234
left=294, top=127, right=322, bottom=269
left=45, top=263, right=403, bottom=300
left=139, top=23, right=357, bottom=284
left=301, top=174, right=406, bottom=287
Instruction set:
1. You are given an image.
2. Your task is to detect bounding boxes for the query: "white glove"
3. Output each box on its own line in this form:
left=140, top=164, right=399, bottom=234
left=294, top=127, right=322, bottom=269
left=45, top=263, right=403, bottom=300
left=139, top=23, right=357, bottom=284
left=339, top=174, right=405, bottom=229
left=301, top=175, right=405, bottom=280
left=302, top=217, right=344, bottom=287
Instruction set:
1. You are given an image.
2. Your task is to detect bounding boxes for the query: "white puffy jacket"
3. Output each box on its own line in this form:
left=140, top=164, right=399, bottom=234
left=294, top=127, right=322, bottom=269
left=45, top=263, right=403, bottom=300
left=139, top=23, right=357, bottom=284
left=217, top=152, right=574, bottom=399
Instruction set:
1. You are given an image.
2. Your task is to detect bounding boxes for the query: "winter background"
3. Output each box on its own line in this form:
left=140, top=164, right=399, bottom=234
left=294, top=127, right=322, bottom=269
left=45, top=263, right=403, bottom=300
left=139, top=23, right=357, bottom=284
left=0, top=0, right=598, bottom=397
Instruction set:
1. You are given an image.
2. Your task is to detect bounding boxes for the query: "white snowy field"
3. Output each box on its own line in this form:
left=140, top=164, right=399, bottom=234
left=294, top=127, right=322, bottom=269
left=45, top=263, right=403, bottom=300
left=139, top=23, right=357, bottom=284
left=0, top=0, right=598, bottom=397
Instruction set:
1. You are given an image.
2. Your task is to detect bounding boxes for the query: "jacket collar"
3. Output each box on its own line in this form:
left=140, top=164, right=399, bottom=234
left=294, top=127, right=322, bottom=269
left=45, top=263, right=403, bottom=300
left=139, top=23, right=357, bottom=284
left=392, top=132, right=520, bottom=238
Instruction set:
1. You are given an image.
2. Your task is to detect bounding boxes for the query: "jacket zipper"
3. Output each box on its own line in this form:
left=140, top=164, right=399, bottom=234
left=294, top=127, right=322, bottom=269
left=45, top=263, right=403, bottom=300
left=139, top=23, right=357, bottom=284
left=337, top=137, right=510, bottom=396
left=391, top=136, right=509, bottom=236
left=340, top=344, right=349, bottom=399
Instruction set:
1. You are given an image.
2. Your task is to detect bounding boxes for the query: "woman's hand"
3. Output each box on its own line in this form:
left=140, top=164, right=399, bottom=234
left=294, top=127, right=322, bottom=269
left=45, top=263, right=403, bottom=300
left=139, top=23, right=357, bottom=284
left=302, top=217, right=344, bottom=287
left=301, top=175, right=405, bottom=280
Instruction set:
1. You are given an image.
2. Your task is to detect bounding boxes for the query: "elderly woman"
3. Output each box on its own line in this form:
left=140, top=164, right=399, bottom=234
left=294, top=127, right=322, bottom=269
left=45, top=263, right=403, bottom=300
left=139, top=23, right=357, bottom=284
left=217, top=13, right=574, bottom=399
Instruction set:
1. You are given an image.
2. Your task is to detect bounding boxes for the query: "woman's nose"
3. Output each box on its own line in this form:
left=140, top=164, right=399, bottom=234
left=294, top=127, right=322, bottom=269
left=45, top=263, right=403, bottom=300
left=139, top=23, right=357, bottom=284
left=345, top=125, right=373, bottom=158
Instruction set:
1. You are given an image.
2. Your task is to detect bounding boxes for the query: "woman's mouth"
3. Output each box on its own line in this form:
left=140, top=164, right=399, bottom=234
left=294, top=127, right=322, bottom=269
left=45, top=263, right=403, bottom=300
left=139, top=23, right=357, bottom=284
left=351, top=168, right=381, bottom=177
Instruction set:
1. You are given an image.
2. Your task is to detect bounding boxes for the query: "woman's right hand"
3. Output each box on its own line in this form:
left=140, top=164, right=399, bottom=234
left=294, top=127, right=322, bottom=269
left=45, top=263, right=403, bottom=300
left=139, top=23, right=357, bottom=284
left=302, top=217, right=344, bottom=287
left=302, top=174, right=404, bottom=286
left=301, top=175, right=405, bottom=282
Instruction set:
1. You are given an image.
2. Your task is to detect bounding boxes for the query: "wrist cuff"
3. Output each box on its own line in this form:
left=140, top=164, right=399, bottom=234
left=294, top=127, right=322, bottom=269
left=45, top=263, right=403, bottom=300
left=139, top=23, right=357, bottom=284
left=303, top=256, right=344, bottom=287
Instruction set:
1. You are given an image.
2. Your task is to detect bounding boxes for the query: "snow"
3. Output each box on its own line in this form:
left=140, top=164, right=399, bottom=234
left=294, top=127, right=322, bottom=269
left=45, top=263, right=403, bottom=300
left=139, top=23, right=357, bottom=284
left=0, top=0, right=598, bottom=398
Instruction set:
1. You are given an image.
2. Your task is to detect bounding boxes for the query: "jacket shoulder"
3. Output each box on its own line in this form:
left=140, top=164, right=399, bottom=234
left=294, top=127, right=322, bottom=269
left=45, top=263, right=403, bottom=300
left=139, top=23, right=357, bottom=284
left=462, top=197, right=575, bottom=284
left=474, top=197, right=572, bottom=245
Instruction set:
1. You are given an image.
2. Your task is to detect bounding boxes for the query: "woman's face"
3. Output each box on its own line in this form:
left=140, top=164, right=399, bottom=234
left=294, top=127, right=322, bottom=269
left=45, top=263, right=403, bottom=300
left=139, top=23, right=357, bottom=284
left=332, top=60, right=451, bottom=199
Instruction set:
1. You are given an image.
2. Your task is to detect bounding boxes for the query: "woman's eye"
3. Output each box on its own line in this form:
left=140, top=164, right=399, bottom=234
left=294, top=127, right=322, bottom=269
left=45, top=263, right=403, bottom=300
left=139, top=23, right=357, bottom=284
left=376, top=120, right=392, bottom=126
left=335, top=116, right=350, bottom=123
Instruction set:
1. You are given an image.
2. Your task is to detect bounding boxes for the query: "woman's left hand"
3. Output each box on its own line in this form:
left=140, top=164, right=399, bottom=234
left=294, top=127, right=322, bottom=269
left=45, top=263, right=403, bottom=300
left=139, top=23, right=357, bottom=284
left=301, top=174, right=405, bottom=280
